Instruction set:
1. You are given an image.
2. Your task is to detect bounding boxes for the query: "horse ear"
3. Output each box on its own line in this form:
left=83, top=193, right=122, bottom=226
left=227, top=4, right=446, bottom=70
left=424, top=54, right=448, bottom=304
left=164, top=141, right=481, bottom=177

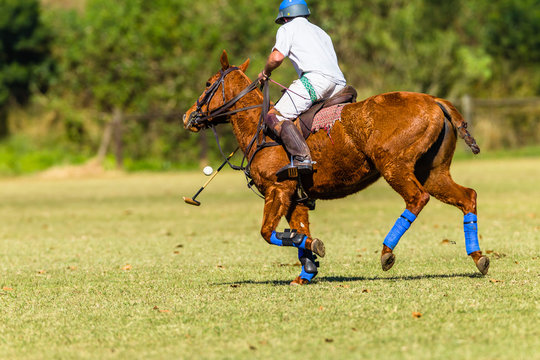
left=239, top=58, right=250, bottom=73
left=220, top=50, right=230, bottom=70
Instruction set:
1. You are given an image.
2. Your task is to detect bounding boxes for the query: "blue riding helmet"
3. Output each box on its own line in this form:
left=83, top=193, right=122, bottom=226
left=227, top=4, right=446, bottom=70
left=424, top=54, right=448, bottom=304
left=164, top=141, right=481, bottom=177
left=275, top=0, right=311, bottom=25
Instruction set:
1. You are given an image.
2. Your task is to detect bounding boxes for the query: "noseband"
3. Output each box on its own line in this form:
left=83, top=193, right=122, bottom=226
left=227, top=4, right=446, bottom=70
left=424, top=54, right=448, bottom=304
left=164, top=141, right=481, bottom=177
left=186, top=67, right=262, bottom=129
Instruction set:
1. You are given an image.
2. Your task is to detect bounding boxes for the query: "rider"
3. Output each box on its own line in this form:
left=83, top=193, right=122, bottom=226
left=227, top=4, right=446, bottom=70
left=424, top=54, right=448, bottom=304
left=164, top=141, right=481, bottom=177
left=258, top=0, right=347, bottom=176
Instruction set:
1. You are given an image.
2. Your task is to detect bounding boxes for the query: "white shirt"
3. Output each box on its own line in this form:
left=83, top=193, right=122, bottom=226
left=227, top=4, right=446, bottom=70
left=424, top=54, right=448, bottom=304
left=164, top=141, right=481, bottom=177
left=273, top=17, right=346, bottom=86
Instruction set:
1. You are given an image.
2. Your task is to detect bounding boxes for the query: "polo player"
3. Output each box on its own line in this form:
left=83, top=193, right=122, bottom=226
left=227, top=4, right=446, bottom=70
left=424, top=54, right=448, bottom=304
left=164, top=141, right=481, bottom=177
left=258, top=0, right=347, bottom=177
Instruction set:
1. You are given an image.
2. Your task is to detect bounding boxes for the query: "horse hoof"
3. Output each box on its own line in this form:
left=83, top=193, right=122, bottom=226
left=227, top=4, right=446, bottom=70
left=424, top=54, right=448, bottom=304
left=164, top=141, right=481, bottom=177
left=311, top=238, right=325, bottom=258
left=381, top=253, right=395, bottom=271
left=476, top=256, right=490, bottom=275
left=290, top=276, right=310, bottom=285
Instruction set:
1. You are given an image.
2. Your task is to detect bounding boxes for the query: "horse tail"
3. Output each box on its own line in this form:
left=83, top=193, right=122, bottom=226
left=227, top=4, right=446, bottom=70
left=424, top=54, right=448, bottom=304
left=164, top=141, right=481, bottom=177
left=435, top=99, right=480, bottom=155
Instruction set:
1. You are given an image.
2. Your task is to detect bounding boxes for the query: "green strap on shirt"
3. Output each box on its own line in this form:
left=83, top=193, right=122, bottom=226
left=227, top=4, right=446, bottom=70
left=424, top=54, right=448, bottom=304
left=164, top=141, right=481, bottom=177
left=300, top=75, right=318, bottom=103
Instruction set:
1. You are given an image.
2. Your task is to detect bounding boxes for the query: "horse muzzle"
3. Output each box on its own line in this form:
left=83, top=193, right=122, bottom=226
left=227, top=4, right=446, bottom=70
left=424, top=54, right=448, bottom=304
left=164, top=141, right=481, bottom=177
left=183, top=112, right=202, bottom=132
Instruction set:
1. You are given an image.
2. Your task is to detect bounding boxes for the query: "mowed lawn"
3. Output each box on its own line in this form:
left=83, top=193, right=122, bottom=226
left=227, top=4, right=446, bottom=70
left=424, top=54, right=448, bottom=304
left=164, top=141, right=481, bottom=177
left=0, top=157, right=538, bottom=359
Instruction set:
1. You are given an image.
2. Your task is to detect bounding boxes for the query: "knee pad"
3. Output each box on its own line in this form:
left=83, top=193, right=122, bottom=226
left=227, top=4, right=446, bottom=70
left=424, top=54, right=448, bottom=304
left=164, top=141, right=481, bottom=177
left=264, top=113, right=281, bottom=136
left=270, top=229, right=307, bottom=249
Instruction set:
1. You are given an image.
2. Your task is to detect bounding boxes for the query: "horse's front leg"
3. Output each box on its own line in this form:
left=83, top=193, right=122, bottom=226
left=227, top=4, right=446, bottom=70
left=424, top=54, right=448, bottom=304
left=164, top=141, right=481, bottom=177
left=261, top=184, right=325, bottom=257
left=286, top=203, right=320, bottom=285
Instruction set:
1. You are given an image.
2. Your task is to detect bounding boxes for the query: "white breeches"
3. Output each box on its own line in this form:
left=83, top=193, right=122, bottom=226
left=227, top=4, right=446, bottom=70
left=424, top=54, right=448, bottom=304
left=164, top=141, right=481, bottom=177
left=274, top=73, right=345, bottom=121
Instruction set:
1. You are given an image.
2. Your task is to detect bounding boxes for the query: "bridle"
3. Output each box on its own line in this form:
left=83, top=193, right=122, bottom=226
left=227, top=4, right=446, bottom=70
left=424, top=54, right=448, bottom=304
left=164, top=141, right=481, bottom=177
left=184, top=66, right=279, bottom=198
left=184, top=66, right=262, bottom=130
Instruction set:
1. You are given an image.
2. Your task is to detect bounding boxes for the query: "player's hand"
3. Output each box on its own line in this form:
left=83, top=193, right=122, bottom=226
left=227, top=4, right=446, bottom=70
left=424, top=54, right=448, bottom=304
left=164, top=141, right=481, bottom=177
left=257, top=71, right=270, bottom=83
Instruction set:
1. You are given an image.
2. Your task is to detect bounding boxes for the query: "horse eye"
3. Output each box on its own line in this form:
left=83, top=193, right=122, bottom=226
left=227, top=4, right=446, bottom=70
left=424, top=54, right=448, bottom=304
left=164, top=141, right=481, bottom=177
left=206, top=82, right=211, bottom=87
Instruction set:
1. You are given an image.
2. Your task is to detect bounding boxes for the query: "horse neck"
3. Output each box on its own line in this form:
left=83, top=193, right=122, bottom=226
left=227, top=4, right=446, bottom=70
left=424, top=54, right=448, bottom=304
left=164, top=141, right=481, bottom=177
left=225, top=73, right=264, bottom=152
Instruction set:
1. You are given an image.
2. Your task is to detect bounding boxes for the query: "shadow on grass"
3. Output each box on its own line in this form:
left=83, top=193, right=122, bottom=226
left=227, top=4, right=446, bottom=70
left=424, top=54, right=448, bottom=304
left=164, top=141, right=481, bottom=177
left=215, top=272, right=484, bottom=286
left=319, top=272, right=484, bottom=282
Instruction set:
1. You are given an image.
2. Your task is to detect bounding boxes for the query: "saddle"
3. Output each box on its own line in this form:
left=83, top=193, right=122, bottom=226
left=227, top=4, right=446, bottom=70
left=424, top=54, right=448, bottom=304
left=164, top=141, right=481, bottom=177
left=297, top=85, right=358, bottom=139
left=274, top=86, right=357, bottom=210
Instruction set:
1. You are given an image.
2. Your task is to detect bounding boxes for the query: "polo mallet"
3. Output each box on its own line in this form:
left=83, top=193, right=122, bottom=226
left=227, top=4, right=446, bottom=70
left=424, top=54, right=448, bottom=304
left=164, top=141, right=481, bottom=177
left=183, top=147, right=239, bottom=206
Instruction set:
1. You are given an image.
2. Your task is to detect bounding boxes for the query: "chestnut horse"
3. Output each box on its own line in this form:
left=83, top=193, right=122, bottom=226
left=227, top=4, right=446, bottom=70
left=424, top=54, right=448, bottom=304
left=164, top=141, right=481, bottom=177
left=184, top=51, right=489, bottom=285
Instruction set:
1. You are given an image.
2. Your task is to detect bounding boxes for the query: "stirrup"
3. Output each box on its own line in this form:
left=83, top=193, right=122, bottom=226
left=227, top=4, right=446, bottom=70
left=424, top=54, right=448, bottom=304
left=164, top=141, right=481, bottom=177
left=296, top=162, right=313, bottom=174
left=276, top=163, right=298, bottom=180
left=296, top=174, right=316, bottom=210
left=276, top=156, right=314, bottom=181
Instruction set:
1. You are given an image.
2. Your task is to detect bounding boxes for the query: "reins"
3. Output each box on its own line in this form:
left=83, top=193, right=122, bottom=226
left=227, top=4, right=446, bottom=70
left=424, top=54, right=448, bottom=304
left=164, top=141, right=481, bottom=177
left=267, top=78, right=310, bottom=100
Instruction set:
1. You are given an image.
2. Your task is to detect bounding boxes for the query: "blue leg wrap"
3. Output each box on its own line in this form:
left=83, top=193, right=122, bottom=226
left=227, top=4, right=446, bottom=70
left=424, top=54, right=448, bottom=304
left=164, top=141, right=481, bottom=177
left=464, top=213, right=480, bottom=255
left=270, top=231, right=282, bottom=246
left=297, top=248, right=318, bottom=282
left=299, top=266, right=317, bottom=281
left=383, top=209, right=417, bottom=250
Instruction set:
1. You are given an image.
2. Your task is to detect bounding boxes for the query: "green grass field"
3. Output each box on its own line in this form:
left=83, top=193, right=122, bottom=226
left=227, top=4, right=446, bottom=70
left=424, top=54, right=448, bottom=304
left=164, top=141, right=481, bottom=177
left=1, top=157, right=539, bottom=359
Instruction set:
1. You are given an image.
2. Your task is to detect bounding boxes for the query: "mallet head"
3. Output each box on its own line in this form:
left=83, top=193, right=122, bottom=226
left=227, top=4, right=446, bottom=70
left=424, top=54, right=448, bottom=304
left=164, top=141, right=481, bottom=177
left=183, top=197, right=201, bottom=206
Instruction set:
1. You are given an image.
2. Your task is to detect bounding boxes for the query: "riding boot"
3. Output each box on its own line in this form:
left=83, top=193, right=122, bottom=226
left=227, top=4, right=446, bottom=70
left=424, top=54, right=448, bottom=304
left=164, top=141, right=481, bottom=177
left=264, top=113, right=314, bottom=178
left=276, top=119, right=313, bottom=178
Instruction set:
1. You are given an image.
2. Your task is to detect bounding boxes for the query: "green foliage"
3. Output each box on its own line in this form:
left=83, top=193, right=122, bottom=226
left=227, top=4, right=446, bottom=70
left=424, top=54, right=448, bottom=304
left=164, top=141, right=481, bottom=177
left=54, top=0, right=174, bottom=112
left=483, top=0, right=540, bottom=64
left=314, top=1, right=494, bottom=97
left=46, top=0, right=261, bottom=167
left=51, top=0, right=270, bottom=113
left=0, top=0, right=54, bottom=136
left=0, top=134, right=88, bottom=175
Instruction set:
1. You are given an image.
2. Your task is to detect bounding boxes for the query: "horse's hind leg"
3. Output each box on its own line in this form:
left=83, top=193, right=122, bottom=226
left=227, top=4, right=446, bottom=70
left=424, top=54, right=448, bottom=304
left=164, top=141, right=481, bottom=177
left=380, top=165, right=431, bottom=271
left=286, top=203, right=320, bottom=285
left=422, top=168, right=490, bottom=275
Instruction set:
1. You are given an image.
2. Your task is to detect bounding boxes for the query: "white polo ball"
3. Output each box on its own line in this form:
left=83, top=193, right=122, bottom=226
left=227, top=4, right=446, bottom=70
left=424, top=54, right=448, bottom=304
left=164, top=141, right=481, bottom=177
left=202, top=166, right=214, bottom=176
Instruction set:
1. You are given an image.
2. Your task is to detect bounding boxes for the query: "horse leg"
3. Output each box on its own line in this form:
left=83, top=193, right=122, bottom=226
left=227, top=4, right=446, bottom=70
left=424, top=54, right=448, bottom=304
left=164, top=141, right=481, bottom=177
left=422, top=168, right=490, bottom=275
left=261, top=185, right=325, bottom=257
left=286, top=203, right=319, bottom=285
left=380, top=166, right=431, bottom=271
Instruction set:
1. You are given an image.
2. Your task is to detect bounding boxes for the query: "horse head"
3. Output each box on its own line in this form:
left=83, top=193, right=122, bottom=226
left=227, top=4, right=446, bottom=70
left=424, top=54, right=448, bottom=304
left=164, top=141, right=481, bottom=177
left=183, top=50, right=251, bottom=132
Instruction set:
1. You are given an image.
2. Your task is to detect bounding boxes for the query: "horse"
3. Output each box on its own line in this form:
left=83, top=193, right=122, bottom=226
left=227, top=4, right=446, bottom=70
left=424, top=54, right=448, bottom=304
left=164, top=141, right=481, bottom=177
left=183, top=51, right=489, bottom=285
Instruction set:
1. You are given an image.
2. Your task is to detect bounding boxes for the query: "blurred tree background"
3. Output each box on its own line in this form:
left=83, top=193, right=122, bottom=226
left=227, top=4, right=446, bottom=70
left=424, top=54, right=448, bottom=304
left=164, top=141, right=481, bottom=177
left=0, top=0, right=539, bottom=175
left=0, top=0, right=54, bottom=138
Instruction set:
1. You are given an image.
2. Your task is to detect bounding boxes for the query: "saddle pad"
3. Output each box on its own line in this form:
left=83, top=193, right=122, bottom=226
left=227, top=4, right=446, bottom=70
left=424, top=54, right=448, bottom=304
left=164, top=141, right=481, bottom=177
left=311, top=104, right=346, bottom=134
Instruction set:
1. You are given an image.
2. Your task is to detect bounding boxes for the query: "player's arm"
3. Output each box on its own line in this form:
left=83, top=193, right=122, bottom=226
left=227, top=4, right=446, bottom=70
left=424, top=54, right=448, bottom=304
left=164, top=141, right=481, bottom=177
left=258, top=49, right=285, bottom=81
